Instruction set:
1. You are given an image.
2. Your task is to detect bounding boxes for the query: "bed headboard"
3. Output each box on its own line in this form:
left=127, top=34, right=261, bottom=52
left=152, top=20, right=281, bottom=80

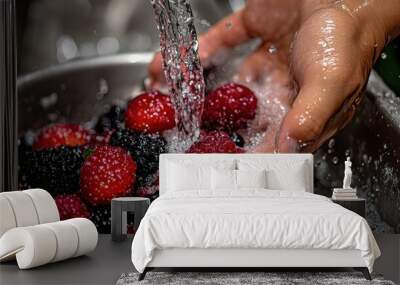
left=159, top=153, right=314, bottom=195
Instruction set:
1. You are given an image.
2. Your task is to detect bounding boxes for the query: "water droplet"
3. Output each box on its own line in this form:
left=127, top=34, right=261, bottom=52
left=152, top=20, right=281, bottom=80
left=199, top=19, right=210, bottom=27
left=96, top=78, right=109, bottom=100
left=328, top=139, right=335, bottom=148
left=268, top=45, right=278, bottom=54
left=380, top=53, right=387, bottom=60
left=40, top=93, right=58, bottom=109
left=332, top=156, right=339, bottom=164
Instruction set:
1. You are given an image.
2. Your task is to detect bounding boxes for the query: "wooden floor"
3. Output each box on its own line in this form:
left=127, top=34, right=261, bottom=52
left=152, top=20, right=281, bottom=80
left=0, top=234, right=398, bottom=285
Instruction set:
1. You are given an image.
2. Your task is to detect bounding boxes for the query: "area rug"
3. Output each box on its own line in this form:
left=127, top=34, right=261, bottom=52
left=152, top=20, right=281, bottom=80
left=116, top=272, right=396, bottom=285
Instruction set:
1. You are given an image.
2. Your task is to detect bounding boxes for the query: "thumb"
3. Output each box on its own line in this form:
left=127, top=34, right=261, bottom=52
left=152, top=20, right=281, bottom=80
left=276, top=8, right=370, bottom=153
left=275, top=82, right=362, bottom=153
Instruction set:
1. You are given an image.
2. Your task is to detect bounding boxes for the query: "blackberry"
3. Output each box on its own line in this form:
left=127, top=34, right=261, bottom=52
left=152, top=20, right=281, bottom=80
left=229, top=132, right=245, bottom=148
left=136, top=185, right=159, bottom=202
left=90, top=205, right=111, bottom=234
left=94, top=105, right=125, bottom=134
left=109, top=129, right=167, bottom=186
left=135, top=171, right=159, bottom=190
left=19, top=146, right=84, bottom=196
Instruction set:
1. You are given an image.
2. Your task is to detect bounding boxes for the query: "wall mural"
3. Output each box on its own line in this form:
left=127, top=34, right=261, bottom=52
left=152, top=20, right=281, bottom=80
left=17, top=71, right=400, bottom=234
left=11, top=0, right=400, bottom=236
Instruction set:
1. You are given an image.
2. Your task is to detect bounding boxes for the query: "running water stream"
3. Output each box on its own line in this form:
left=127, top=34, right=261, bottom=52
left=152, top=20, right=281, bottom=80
left=150, top=0, right=205, bottom=152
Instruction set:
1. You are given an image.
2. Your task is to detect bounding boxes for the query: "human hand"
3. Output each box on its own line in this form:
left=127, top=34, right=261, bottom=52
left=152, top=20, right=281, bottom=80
left=149, top=0, right=400, bottom=152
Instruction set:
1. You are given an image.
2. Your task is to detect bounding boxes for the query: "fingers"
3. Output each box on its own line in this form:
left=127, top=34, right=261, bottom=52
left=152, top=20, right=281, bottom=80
left=234, top=40, right=290, bottom=83
left=276, top=8, right=370, bottom=153
left=276, top=82, right=362, bottom=153
left=148, top=53, right=165, bottom=87
left=239, top=44, right=293, bottom=154
left=148, top=9, right=250, bottom=86
left=243, top=0, right=300, bottom=41
left=198, top=9, right=250, bottom=66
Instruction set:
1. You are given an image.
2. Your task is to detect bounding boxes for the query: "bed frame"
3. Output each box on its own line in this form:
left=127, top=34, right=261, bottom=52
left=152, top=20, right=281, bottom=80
left=139, top=248, right=371, bottom=280
left=139, top=154, right=372, bottom=281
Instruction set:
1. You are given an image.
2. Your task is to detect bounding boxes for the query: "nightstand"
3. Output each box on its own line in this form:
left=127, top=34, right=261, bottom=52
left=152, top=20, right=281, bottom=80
left=111, top=197, right=150, bottom=242
left=331, top=198, right=366, bottom=218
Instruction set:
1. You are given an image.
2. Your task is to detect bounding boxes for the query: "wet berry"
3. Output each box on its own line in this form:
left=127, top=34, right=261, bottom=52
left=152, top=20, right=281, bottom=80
left=230, top=132, right=245, bottom=148
left=202, top=83, right=257, bottom=131
left=90, top=205, right=111, bottom=234
left=55, top=194, right=91, bottom=220
left=19, top=146, right=84, bottom=195
left=125, top=91, right=175, bottom=133
left=80, top=145, right=137, bottom=206
left=187, top=130, right=242, bottom=153
left=95, top=105, right=125, bottom=134
left=33, top=124, right=91, bottom=150
left=109, top=129, right=167, bottom=187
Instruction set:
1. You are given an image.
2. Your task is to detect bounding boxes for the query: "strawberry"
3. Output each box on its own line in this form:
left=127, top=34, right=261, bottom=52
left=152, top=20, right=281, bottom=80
left=202, top=83, right=257, bottom=131
left=55, top=194, right=91, bottom=220
left=80, top=145, right=137, bottom=206
left=125, top=91, right=175, bottom=133
left=33, top=124, right=91, bottom=150
left=187, top=130, right=242, bottom=153
left=109, top=129, right=166, bottom=187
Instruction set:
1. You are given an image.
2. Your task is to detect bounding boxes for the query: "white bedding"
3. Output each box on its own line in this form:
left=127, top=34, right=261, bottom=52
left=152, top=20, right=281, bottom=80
left=131, top=190, right=380, bottom=273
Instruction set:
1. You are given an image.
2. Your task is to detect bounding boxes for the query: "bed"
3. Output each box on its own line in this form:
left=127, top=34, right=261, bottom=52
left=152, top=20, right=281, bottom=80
left=131, top=154, right=380, bottom=280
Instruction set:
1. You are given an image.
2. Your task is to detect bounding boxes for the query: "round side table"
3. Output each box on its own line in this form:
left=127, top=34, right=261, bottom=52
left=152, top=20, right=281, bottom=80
left=111, top=197, right=150, bottom=242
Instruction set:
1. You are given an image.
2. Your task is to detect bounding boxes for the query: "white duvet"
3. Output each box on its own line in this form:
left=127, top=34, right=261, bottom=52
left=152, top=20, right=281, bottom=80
left=131, top=190, right=380, bottom=273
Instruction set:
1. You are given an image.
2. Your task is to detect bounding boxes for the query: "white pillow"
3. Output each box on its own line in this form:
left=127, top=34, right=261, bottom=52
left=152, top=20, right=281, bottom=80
left=236, top=169, right=267, bottom=189
left=266, top=166, right=307, bottom=191
left=167, top=162, right=211, bottom=191
left=238, top=159, right=309, bottom=191
left=211, top=169, right=268, bottom=190
left=211, top=168, right=236, bottom=190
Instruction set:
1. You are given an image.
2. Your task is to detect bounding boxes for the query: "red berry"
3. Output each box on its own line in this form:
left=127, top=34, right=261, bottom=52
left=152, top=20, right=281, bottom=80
left=202, top=83, right=257, bottom=131
left=33, top=124, right=91, bottom=150
left=80, top=145, right=137, bottom=206
left=55, top=194, right=91, bottom=220
left=187, top=130, right=242, bottom=153
left=125, top=91, right=175, bottom=133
